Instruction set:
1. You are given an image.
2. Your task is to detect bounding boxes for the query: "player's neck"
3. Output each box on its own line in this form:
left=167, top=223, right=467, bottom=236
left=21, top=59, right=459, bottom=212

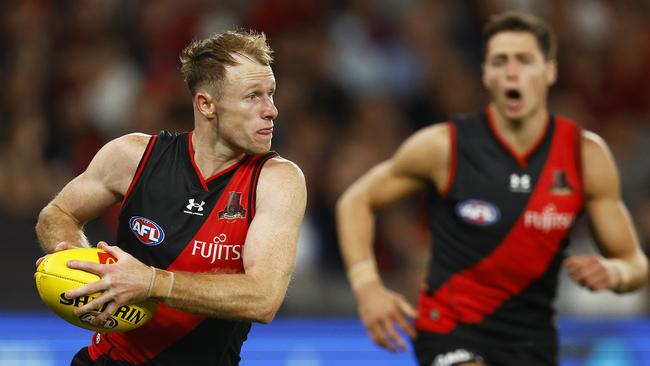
left=191, top=129, right=245, bottom=179
left=490, top=104, right=548, bottom=155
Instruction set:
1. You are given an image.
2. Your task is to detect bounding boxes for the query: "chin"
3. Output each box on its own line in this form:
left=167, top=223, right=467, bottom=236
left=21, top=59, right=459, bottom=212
left=502, top=107, right=529, bottom=122
left=248, top=145, right=271, bottom=155
left=505, top=112, right=525, bottom=122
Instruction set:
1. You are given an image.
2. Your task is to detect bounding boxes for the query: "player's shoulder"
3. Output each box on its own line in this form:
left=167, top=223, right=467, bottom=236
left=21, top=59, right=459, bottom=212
left=411, top=122, right=451, bottom=142
left=579, top=130, right=620, bottom=197
left=391, top=122, right=451, bottom=180
left=395, top=122, right=450, bottom=161
left=104, top=132, right=151, bottom=155
left=260, top=156, right=306, bottom=187
left=110, top=132, right=152, bottom=149
left=256, top=156, right=306, bottom=210
left=89, top=133, right=152, bottom=175
left=581, top=129, right=606, bottom=146
left=580, top=130, right=612, bottom=159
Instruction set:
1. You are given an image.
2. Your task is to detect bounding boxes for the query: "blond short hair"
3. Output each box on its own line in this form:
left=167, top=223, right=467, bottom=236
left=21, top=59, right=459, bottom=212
left=179, top=30, right=274, bottom=97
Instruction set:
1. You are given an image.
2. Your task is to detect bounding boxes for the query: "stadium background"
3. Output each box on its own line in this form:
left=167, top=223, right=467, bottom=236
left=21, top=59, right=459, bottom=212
left=1, top=0, right=650, bottom=364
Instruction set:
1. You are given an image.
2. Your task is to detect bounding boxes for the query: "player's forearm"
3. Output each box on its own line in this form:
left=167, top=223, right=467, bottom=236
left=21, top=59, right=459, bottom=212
left=35, top=203, right=90, bottom=253
left=336, top=190, right=378, bottom=265
left=153, top=271, right=289, bottom=323
left=336, top=191, right=382, bottom=291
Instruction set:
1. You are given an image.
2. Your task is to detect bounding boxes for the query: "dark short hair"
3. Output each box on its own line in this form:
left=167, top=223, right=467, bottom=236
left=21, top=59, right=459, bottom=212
left=179, top=30, right=274, bottom=97
left=482, top=10, right=557, bottom=60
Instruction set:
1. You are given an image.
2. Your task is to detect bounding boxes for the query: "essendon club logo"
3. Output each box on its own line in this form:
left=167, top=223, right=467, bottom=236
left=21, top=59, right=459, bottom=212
left=550, top=170, right=573, bottom=195
left=218, top=192, right=247, bottom=220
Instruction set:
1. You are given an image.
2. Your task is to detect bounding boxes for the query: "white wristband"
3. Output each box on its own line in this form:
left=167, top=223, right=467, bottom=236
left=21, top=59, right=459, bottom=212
left=147, top=266, right=175, bottom=299
left=347, top=259, right=380, bottom=289
left=610, top=260, right=628, bottom=293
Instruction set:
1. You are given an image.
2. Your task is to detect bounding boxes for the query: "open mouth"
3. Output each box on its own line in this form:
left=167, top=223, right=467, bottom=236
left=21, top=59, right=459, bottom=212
left=505, top=89, right=522, bottom=101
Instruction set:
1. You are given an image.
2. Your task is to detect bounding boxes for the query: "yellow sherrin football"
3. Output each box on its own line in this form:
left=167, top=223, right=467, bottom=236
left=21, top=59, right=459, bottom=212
left=35, top=247, right=156, bottom=332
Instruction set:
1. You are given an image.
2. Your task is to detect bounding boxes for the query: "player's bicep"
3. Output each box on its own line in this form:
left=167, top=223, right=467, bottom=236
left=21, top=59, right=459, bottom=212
left=242, top=160, right=306, bottom=296
left=50, top=172, right=121, bottom=225
left=48, top=133, right=149, bottom=224
left=345, top=160, right=426, bottom=210
left=338, top=123, right=448, bottom=210
left=583, top=132, right=639, bottom=258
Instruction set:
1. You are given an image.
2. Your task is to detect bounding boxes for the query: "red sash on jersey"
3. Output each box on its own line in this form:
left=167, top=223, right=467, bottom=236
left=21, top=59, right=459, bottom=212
left=416, top=117, right=583, bottom=333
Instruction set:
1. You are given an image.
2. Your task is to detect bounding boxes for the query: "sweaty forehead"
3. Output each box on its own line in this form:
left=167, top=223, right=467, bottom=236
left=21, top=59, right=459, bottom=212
left=486, top=31, right=542, bottom=57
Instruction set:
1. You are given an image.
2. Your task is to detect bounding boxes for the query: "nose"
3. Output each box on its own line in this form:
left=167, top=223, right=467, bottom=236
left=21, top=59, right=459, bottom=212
left=261, top=96, right=278, bottom=120
left=505, top=60, right=519, bottom=80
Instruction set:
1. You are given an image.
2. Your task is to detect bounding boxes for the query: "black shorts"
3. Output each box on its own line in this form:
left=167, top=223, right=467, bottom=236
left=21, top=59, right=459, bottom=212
left=412, top=331, right=557, bottom=366
left=70, top=347, right=133, bottom=366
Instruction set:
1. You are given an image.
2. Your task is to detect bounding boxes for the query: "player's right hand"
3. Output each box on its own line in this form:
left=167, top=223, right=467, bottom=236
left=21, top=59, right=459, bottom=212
left=65, top=241, right=153, bottom=327
left=354, top=281, right=417, bottom=352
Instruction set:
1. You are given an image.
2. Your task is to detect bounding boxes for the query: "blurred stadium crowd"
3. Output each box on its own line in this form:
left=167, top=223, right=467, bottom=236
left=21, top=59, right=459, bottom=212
left=1, top=0, right=650, bottom=316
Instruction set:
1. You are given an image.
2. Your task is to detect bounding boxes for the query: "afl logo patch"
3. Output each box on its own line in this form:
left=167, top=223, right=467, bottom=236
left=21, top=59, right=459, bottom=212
left=129, top=216, right=165, bottom=246
left=456, top=200, right=500, bottom=226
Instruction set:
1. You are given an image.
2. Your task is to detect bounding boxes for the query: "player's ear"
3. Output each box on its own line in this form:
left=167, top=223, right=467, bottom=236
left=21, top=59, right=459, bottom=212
left=195, top=91, right=217, bottom=119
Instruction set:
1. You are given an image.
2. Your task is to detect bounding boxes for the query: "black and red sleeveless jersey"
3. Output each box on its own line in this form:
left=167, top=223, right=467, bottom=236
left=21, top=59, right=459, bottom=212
left=87, top=131, right=277, bottom=365
left=416, top=107, right=584, bottom=348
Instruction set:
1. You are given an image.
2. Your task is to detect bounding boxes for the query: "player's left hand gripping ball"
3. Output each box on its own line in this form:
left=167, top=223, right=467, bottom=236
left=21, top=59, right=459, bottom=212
left=35, top=248, right=157, bottom=332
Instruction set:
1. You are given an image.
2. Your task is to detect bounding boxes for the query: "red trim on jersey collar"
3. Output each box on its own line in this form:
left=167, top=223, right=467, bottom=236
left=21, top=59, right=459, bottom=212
left=188, top=132, right=248, bottom=191
left=486, top=105, right=549, bottom=169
